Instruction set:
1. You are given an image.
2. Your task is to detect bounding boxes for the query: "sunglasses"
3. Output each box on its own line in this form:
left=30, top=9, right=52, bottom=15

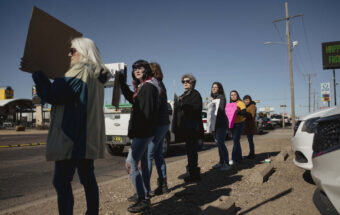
left=69, top=48, right=77, bottom=55
left=182, top=80, right=191, bottom=84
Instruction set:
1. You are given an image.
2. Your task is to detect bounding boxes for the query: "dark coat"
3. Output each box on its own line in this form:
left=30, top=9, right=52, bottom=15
left=173, top=89, right=204, bottom=141
left=212, top=94, right=228, bottom=129
left=120, top=81, right=159, bottom=138
left=243, top=102, right=257, bottom=135
left=157, top=81, right=170, bottom=125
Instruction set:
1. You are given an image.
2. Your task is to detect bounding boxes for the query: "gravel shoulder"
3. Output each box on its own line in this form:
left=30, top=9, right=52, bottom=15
left=1, top=129, right=319, bottom=215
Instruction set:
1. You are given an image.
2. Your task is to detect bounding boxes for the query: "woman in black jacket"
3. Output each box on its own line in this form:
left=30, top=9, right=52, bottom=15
left=174, top=73, right=204, bottom=182
left=210, top=82, right=230, bottom=171
left=119, top=60, right=159, bottom=213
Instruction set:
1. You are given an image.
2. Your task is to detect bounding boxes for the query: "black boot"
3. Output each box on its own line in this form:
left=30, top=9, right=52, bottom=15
left=184, top=167, right=201, bottom=183
left=154, top=178, right=170, bottom=195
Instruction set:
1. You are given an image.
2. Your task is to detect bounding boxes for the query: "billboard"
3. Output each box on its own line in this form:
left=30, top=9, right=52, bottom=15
left=322, top=41, right=340, bottom=70
left=0, top=86, right=14, bottom=100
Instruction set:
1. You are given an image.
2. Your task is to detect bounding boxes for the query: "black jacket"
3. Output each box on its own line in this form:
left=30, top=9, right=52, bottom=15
left=158, top=81, right=170, bottom=125
left=120, top=82, right=159, bottom=138
left=173, top=89, right=204, bottom=141
left=212, top=94, right=228, bottom=129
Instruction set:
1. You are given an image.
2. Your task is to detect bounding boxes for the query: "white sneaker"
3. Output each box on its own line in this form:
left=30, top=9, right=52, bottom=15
left=219, top=164, right=231, bottom=171
left=212, top=163, right=223, bottom=169
left=228, top=160, right=234, bottom=166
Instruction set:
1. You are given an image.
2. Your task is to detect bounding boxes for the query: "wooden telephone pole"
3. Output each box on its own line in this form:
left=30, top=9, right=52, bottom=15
left=273, top=2, right=302, bottom=132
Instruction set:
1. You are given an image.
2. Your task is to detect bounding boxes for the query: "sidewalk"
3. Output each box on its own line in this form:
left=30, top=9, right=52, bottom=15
left=0, top=129, right=48, bottom=136
left=1, top=129, right=319, bottom=215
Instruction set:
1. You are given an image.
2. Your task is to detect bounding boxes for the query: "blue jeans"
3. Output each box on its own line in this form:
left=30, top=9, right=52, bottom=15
left=231, top=122, right=245, bottom=163
left=214, top=127, right=229, bottom=164
left=247, top=134, right=255, bottom=154
left=53, top=159, right=98, bottom=215
left=148, top=124, right=169, bottom=179
left=126, top=137, right=153, bottom=199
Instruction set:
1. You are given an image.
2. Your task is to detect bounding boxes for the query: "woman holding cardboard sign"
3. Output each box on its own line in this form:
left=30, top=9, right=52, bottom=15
left=228, top=90, right=247, bottom=165
left=210, top=82, right=230, bottom=171
left=21, top=37, right=110, bottom=215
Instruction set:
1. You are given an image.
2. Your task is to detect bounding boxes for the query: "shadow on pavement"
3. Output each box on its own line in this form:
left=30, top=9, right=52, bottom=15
left=303, top=170, right=315, bottom=185
left=238, top=188, right=293, bottom=215
left=141, top=150, right=281, bottom=214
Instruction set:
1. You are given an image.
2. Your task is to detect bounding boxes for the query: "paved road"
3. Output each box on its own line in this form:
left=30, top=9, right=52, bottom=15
left=0, top=134, right=220, bottom=211
left=0, top=134, right=47, bottom=147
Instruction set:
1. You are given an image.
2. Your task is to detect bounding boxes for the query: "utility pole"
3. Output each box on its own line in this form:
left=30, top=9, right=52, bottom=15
left=273, top=2, right=302, bottom=132
left=313, top=89, right=316, bottom=112
left=333, top=69, right=337, bottom=106
left=303, top=73, right=316, bottom=113
left=317, top=91, right=320, bottom=110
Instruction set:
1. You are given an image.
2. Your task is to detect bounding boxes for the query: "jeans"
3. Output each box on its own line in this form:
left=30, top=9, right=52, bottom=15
left=126, top=137, right=153, bottom=199
left=247, top=134, right=255, bottom=154
left=53, top=159, right=98, bottom=215
left=231, top=122, right=245, bottom=163
left=214, top=127, right=229, bottom=164
left=148, top=124, right=169, bottom=179
left=185, top=139, right=199, bottom=170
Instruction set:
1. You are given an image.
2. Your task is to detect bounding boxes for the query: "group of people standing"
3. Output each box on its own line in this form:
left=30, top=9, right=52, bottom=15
left=21, top=37, right=258, bottom=214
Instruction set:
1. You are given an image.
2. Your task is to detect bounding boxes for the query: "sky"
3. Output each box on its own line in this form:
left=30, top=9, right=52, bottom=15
left=0, top=0, right=339, bottom=117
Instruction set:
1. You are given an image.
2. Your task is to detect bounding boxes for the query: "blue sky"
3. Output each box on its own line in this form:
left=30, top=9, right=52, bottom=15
left=0, top=0, right=339, bottom=117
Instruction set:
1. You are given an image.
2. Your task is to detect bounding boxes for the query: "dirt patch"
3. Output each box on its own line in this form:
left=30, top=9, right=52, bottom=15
left=2, top=129, right=319, bottom=215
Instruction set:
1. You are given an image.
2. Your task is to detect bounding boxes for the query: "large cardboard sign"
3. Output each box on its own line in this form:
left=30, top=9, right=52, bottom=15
left=22, top=6, right=82, bottom=79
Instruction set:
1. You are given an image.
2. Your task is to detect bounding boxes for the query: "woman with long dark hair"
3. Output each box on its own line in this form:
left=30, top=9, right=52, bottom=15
left=119, top=60, right=160, bottom=213
left=243, top=95, right=257, bottom=159
left=210, top=82, right=230, bottom=171
left=147, top=62, right=170, bottom=195
left=229, top=90, right=246, bottom=164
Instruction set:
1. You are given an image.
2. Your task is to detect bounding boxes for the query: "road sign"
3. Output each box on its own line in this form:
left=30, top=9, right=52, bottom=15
left=321, top=82, right=331, bottom=102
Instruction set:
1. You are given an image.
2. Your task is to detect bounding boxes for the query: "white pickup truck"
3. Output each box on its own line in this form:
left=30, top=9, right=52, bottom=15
left=104, top=102, right=203, bottom=156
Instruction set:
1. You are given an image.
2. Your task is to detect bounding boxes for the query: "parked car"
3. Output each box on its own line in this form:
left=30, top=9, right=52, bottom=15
left=311, top=107, right=340, bottom=215
left=256, top=116, right=264, bottom=134
left=260, top=117, right=274, bottom=130
left=291, top=107, right=338, bottom=170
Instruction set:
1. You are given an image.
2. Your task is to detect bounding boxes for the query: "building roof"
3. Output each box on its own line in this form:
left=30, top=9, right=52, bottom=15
left=0, top=98, right=33, bottom=115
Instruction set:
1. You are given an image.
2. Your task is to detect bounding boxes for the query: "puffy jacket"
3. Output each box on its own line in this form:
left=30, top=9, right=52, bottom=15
left=33, top=62, right=110, bottom=161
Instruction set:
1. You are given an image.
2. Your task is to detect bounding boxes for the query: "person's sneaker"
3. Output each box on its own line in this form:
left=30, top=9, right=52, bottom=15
left=228, top=160, right=234, bottom=165
left=127, top=199, right=150, bottom=213
left=128, top=193, right=151, bottom=203
left=212, top=163, right=223, bottom=169
left=219, top=164, right=231, bottom=171
left=127, top=193, right=138, bottom=202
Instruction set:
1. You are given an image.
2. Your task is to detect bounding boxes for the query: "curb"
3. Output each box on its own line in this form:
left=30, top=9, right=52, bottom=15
left=0, top=143, right=46, bottom=149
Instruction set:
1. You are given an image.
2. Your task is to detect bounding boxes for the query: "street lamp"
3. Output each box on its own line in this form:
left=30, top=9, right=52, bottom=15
left=264, top=41, right=298, bottom=49
left=264, top=40, right=298, bottom=132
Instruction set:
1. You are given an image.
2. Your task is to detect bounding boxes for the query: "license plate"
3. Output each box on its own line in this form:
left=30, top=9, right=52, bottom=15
left=113, top=136, right=123, bottom=143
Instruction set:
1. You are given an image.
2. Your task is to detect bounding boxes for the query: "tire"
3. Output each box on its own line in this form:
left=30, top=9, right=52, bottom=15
left=313, top=188, right=339, bottom=215
left=197, top=139, right=204, bottom=150
left=162, top=133, right=170, bottom=157
left=106, top=144, right=124, bottom=156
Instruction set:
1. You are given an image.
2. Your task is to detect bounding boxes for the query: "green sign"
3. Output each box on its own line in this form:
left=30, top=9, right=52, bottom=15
left=322, top=41, right=340, bottom=69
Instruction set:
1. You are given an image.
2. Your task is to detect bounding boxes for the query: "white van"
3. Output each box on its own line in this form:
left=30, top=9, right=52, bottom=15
left=104, top=102, right=203, bottom=156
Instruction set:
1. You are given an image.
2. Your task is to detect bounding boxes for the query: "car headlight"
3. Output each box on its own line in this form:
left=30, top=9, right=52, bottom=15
left=301, top=117, right=320, bottom=133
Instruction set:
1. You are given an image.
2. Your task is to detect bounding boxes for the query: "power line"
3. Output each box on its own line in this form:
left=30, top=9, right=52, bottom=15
left=273, top=22, right=284, bottom=42
left=301, top=17, right=317, bottom=73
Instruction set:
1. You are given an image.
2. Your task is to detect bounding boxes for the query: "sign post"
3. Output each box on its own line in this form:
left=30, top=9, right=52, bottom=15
left=321, top=82, right=331, bottom=107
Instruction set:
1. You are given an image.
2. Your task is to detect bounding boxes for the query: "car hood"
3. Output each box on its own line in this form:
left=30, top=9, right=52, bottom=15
left=299, top=106, right=339, bottom=121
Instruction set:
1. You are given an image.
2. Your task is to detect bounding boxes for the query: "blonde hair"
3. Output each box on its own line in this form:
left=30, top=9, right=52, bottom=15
left=71, top=37, right=105, bottom=67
